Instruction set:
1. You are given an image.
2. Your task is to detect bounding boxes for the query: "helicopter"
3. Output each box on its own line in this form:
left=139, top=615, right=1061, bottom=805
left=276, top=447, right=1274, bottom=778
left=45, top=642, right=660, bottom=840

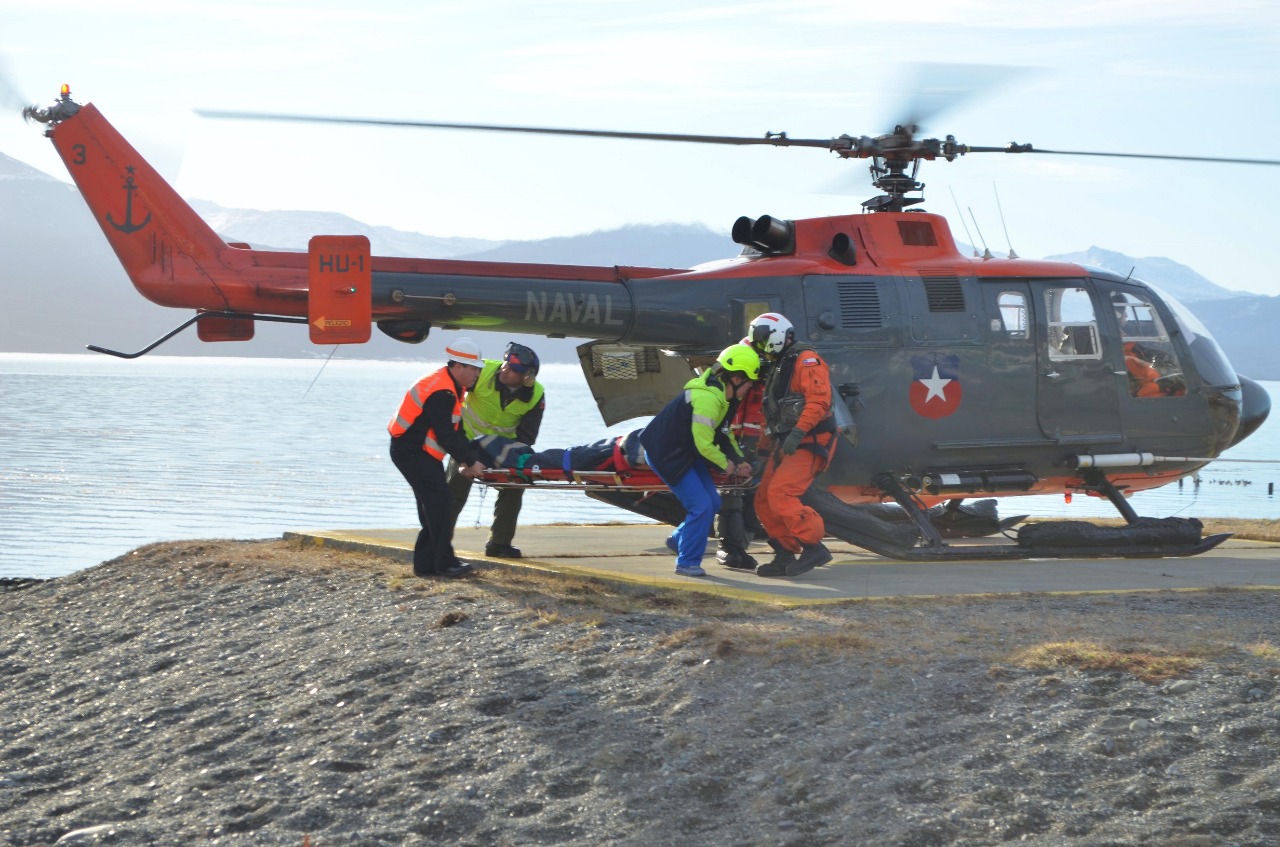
left=22, top=85, right=1276, bottom=561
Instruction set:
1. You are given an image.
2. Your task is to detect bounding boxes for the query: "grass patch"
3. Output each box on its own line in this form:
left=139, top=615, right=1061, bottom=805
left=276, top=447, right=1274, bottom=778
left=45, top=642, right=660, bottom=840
left=1009, top=640, right=1201, bottom=683
left=1202, top=518, right=1280, bottom=542
left=1245, top=641, right=1280, bottom=662
left=435, top=610, right=469, bottom=628
left=475, top=564, right=761, bottom=622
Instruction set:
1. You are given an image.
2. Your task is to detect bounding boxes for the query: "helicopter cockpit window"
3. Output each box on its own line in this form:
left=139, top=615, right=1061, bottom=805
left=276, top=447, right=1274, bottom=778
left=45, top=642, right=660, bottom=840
left=996, top=291, right=1028, bottom=338
left=1045, top=286, right=1101, bottom=361
left=1111, top=291, right=1186, bottom=398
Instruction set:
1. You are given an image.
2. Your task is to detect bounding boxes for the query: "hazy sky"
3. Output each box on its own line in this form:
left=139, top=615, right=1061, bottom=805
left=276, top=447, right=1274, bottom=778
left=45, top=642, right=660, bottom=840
left=3, top=0, right=1279, bottom=294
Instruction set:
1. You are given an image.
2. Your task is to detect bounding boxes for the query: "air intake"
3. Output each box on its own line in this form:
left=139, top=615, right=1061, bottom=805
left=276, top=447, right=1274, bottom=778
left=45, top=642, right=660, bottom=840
left=836, top=280, right=882, bottom=329
left=922, top=276, right=965, bottom=312
left=897, top=220, right=938, bottom=246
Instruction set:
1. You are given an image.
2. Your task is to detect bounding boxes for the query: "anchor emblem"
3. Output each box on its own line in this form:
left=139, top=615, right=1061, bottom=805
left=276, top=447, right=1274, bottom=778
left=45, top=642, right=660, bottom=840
left=106, top=166, right=151, bottom=234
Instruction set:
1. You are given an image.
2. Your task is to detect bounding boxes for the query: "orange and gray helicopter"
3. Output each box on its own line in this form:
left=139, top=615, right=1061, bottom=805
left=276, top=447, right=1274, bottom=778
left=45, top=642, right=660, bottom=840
left=23, top=85, right=1276, bottom=560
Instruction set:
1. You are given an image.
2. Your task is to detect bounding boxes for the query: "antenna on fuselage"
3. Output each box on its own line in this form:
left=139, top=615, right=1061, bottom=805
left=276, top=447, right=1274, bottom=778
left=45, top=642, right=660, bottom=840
left=967, top=206, right=993, bottom=260
left=950, top=187, right=980, bottom=258
left=994, top=183, right=1018, bottom=259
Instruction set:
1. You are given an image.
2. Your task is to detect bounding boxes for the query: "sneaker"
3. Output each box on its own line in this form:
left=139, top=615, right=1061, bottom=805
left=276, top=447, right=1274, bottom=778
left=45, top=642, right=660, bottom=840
left=787, top=542, right=832, bottom=577
left=716, top=546, right=758, bottom=570
left=665, top=535, right=679, bottom=554
left=674, top=564, right=707, bottom=577
left=485, top=543, right=522, bottom=558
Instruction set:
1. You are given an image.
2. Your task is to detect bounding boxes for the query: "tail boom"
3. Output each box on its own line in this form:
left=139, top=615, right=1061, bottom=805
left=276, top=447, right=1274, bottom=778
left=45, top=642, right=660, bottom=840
left=44, top=98, right=688, bottom=346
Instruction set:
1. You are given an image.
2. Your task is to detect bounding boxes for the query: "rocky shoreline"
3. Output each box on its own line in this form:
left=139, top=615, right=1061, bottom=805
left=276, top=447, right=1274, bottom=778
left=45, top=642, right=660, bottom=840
left=3, top=538, right=1279, bottom=846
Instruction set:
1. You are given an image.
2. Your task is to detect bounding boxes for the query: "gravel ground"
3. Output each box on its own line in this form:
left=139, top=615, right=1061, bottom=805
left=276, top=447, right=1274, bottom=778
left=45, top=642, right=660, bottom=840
left=2, top=538, right=1279, bottom=846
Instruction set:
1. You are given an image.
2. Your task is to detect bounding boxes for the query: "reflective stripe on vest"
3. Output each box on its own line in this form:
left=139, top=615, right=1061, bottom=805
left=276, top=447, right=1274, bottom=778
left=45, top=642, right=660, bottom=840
left=388, top=367, right=461, bottom=459
left=460, top=359, right=544, bottom=439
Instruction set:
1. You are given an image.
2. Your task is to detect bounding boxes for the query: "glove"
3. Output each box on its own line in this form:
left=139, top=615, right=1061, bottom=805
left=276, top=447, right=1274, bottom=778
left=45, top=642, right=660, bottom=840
left=782, top=428, right=807, bottom=455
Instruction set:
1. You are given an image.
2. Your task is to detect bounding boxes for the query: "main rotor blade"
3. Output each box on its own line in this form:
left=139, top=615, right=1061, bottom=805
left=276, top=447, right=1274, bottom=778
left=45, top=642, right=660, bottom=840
left=196, top=109, right=837, bottom=150
left=197, top=109, right=1280, bottom=167
left=963, top=144, right=1280, bottom=167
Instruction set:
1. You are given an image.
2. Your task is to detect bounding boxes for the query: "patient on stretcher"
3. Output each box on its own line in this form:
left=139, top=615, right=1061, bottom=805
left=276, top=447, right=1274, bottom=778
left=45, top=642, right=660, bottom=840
left=472, top=429, right=650, bottom=476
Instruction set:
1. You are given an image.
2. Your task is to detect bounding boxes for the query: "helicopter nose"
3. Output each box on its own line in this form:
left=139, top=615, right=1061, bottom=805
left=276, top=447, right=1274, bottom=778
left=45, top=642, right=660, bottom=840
left=1230, top=375, right=1271, bottom=447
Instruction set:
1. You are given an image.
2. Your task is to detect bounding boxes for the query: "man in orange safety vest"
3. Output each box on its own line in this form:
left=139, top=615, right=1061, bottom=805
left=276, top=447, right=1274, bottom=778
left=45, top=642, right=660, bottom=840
left=388, top=338, right=488, bottom=578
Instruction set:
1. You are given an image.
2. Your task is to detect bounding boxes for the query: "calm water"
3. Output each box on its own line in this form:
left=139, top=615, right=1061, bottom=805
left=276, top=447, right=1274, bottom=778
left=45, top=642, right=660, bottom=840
left=3, top=354, right=1278, bottom=579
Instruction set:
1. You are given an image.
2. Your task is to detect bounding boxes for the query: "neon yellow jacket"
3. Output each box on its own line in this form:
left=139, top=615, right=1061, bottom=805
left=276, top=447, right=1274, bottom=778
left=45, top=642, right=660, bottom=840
left=460, top=359, right=545, bottom=441
left=639, top=370, right=742, bottom=481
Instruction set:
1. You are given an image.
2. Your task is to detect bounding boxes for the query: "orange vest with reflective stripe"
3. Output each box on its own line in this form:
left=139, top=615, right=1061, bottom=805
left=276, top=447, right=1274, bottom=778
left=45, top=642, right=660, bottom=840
left=388, top=367, right=462, bottom=459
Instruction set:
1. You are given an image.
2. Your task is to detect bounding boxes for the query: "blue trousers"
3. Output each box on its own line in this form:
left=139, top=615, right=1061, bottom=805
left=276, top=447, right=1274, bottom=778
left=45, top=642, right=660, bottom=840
left=659, top=462, right=721, bottom=567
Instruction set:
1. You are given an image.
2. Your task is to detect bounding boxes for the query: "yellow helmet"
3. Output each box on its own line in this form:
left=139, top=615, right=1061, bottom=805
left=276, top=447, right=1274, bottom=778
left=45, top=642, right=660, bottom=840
left=716, top=343, right=761, bottom=381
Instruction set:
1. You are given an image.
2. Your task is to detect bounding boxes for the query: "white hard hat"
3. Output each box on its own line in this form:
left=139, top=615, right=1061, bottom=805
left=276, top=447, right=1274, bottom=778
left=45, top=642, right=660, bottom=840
left=445, top=337, right=483, bottom=365
left=748, top=312, right=794, bottom=355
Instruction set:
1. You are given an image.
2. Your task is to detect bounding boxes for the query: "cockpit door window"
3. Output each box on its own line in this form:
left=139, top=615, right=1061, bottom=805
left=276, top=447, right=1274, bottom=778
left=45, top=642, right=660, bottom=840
left=1111, top=291, right=1186, bottom=398
left=1045, top=286, right=1101, bottom=361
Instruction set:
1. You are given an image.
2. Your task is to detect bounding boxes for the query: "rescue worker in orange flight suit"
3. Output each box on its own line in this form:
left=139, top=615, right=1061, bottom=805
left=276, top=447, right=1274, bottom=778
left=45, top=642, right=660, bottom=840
left=388, top=338, right=488, bottom=578
left=1114, top=298, right=1185, bottom=398
left=750, top=312, right=838, bottom=578
left=1123, top=342, right=1166, bottom=398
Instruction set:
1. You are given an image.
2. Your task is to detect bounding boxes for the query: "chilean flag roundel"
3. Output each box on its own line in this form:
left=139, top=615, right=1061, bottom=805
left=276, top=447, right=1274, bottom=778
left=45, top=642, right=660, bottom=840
left=909, top=354, right=963, bottom=418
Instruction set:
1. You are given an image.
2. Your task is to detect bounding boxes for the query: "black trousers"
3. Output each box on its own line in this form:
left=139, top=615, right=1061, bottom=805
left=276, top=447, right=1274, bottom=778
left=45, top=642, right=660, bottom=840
left=447, top=457, right=525, bottom=548
left=390, top=442, right=458, bottom=576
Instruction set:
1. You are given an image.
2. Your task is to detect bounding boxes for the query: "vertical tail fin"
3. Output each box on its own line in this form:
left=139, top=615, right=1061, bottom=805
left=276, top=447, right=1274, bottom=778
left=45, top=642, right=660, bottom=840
left=44, top=101, right=238, bottom=310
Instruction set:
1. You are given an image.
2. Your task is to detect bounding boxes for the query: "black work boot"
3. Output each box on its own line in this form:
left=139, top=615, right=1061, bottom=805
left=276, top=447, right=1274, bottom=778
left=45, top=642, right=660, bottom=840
left=485, top=543, right=522, bottom=558
left=755, top=545, right=797, bottom=578
left=787, top=542, right=832, bottom=577
left=716, top=545, right=758, bottom=570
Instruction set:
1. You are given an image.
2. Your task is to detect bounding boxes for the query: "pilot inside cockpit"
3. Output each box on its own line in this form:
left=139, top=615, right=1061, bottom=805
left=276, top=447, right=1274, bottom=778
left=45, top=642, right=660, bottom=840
left=1113, top=293, right=1187, bottom=398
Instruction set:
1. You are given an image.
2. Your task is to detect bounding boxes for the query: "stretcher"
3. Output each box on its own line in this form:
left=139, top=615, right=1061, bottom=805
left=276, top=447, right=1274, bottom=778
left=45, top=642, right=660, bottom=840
left=470, top=431, right=752, bottom=492
left=477, top=466, right=751, bottom=492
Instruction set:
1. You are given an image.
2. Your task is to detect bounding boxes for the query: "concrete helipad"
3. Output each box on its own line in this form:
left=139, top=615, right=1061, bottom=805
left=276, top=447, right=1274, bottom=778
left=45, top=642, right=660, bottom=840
left=286, top=523, right=1280, bottom=606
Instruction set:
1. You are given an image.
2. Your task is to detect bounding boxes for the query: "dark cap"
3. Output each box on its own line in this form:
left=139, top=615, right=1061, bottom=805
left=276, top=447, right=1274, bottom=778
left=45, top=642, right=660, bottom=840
left=504, top=342, right=539, bottom=375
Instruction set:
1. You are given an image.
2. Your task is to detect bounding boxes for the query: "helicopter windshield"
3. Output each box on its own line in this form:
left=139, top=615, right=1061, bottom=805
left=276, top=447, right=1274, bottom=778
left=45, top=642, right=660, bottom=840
left=1147, top=284, right=1238, bottom=388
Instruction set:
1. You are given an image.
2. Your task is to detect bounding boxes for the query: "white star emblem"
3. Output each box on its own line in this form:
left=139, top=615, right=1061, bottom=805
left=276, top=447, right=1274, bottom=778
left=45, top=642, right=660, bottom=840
left=919, top=366, right=952, bottom=403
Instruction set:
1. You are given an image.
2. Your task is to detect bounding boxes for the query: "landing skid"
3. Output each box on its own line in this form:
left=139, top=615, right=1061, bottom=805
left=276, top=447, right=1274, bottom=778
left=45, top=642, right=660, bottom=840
left=860, top=498, right=1027, bottom=539
left=867, top=532, right=1231, bottom=562
left=803, top=473, right=1231, bottom=561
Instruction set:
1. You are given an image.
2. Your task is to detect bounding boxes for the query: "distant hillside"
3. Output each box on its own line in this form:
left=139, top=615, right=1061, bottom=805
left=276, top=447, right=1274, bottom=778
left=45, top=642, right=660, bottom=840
left=1178, top=295, right=1280, bottom=381
left=187, top=200, right=506, bottom=258
left=1046, top=247, right=1243, bottom=304
left=454, top=222, right=735, bottom=268
left=0, top=154, right=159, bottom=355
left=2, top=151, right=1274, bottom=376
